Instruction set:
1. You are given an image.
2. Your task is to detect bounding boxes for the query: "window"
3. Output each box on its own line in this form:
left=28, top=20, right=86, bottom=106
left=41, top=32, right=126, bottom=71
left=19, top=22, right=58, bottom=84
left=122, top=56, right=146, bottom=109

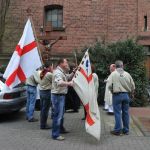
left=45, top=5, right=63, bottom=28
left=144, top=46, right=150, bottom=53
left=144, top=15, right=148, bottom=31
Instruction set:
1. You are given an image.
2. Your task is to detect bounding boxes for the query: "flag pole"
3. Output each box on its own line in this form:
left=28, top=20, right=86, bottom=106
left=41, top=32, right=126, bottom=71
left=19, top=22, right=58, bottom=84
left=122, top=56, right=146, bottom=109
left=73, top=50, right=78, bottom=66
left=29, top=16, right=44, bottom=65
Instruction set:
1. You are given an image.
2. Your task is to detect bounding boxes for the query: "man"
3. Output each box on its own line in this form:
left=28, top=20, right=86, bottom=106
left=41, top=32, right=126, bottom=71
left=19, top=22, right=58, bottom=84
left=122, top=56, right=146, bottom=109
left=104, top=64, right=116, bottom=114
left=34, top=62, right=53, bottom=129
left=65, top=64, right=80, bottom=113
left=51, top=58, right=74, bottom=141
left=26, top=75, right=38, bottom=122
left=108, top=60, right=135, bottom=136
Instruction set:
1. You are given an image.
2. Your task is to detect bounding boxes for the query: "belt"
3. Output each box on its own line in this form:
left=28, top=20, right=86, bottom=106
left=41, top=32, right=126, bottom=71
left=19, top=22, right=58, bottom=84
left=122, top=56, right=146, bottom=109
left=113, top=92, right=128, bottom=95
left=53, top=93, right=66, bottom=96
left=26, top=84, right=36, bottom=87
left=40, top=89, right=51, bottom=92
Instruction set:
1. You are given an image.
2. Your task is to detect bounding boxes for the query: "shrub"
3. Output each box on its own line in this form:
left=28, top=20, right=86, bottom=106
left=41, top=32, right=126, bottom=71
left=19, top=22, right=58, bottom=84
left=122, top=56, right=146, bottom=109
left=77, top=39, right=148, bottom=107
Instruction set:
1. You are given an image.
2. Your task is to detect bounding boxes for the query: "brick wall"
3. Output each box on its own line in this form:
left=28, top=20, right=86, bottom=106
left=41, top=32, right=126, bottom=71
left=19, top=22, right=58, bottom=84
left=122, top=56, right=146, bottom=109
left=107, top=0, right=138, bottom=42
left=1, top=0, right=150, bottom=58
left=1, top=0, right=150, bottom=78
left=137, top=0, right=150, bottom=45
left=0, top=0, right=150, bottom=67
left=137, top=0, right=150, bottom=79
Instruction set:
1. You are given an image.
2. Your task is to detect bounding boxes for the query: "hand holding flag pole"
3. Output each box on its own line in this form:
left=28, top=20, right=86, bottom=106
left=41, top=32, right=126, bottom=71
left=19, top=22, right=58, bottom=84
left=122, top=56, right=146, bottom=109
left=73, top=50, right=78, bottom=67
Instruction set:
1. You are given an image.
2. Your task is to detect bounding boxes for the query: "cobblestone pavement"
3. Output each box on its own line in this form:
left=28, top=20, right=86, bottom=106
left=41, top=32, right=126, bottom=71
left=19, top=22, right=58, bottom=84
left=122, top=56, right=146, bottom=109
left=0, top=107, right=150, bottom=150
left=130, top=107, right=150, bottom=136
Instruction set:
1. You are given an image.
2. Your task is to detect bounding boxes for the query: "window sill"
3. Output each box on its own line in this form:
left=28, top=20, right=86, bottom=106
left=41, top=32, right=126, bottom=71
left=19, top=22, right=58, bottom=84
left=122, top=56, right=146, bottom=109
left=52, top=27, right=65, bottom=32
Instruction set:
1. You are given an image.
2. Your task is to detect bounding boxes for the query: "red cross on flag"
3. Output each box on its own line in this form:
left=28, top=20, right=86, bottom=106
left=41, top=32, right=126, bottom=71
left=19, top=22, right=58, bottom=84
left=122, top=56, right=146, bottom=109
left=3, top=19, right=42, bottom=88
left=73, top=51, right=101, bottom=140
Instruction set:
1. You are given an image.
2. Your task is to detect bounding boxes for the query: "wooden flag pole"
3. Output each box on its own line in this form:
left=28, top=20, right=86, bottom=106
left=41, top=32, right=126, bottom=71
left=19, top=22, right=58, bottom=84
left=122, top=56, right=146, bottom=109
left=73, top=50, right=78, bottom=66
left=29, top=16, right=44, bottom=65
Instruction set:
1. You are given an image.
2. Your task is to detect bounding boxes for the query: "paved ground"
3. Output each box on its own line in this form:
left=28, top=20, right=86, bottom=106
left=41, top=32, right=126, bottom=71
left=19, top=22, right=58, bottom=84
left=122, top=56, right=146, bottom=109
left=130, top=107, right=150, bottom=136
left=0, top=107, right=150, bottom=150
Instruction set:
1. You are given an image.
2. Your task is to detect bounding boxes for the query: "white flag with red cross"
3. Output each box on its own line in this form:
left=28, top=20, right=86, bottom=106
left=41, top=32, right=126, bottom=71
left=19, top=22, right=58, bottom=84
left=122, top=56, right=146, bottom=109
left=3, top=19, right=42, bottom=88
left=73, top=51, right=101, bottom=140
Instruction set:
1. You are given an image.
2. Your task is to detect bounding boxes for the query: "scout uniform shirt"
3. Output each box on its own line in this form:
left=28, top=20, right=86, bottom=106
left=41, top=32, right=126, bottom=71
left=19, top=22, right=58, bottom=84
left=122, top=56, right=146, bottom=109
left=26, top=75, right=37, bottom=86
left=51, top=66, right=69, bottom=94
left=108, top=68, right=135, bottom=93
left=34, top=70, right=52, bottom=90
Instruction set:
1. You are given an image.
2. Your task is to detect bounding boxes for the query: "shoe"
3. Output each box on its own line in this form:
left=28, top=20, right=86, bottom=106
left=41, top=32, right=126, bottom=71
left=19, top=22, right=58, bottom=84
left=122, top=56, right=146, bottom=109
left=121, top=129, right=129, bottom=135
left=66, top=110, right=79, bottom=113
left=40, top=125, right=52, bottom=130
left=73, top=109, right=79, bottom=113
left=54, top=136, right=65, bottom=141
left=107, top=112, right=114, bottom=115
left=60, top=129, right=70, bottom=134
left=110, top=130, right=122, bottom=136
left=28, top=118, right=38, bottom=122
left=123, top=132, right=129, bottom=135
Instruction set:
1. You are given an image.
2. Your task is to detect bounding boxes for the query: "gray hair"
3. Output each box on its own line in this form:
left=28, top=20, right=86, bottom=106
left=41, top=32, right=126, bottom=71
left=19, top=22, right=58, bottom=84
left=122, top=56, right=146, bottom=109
left=115, top=60, right=123, bottom=68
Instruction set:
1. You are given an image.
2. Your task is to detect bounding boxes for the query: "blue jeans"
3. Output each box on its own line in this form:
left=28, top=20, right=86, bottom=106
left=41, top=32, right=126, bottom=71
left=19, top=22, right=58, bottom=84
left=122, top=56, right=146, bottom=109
left=51, top=94, right=65, bottom=139
left=113, top=93, right=130, bottom=133
left=40, top=90, right=51, bottom=128
left=26, top=85, right=37, bottom=120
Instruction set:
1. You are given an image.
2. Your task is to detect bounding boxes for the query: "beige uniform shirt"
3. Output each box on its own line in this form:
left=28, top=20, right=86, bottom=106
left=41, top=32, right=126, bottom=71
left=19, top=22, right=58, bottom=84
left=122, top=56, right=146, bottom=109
left=108, top=68, right=135, bottom=93
left=34, top=71, right=52, bottom=90
left=26, top=75, right=37, bottom=86
left=51, top=66, right=69, bottom=94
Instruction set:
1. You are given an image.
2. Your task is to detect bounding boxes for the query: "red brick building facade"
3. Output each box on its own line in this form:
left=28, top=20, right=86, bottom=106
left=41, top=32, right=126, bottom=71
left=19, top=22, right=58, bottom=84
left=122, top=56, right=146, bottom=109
left=1, top=0, right=150, bottom=76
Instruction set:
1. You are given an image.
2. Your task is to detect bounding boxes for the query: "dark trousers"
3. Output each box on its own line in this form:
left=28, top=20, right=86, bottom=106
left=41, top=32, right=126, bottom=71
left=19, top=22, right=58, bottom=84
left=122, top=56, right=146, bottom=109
left=65, top=87, right=80, bottom=111
left=40, top=90, right=51, bottom=128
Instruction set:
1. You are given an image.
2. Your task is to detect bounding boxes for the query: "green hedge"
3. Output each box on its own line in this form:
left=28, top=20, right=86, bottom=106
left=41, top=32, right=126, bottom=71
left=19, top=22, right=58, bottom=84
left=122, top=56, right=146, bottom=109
left=77, top=39, right=148, bottom=107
